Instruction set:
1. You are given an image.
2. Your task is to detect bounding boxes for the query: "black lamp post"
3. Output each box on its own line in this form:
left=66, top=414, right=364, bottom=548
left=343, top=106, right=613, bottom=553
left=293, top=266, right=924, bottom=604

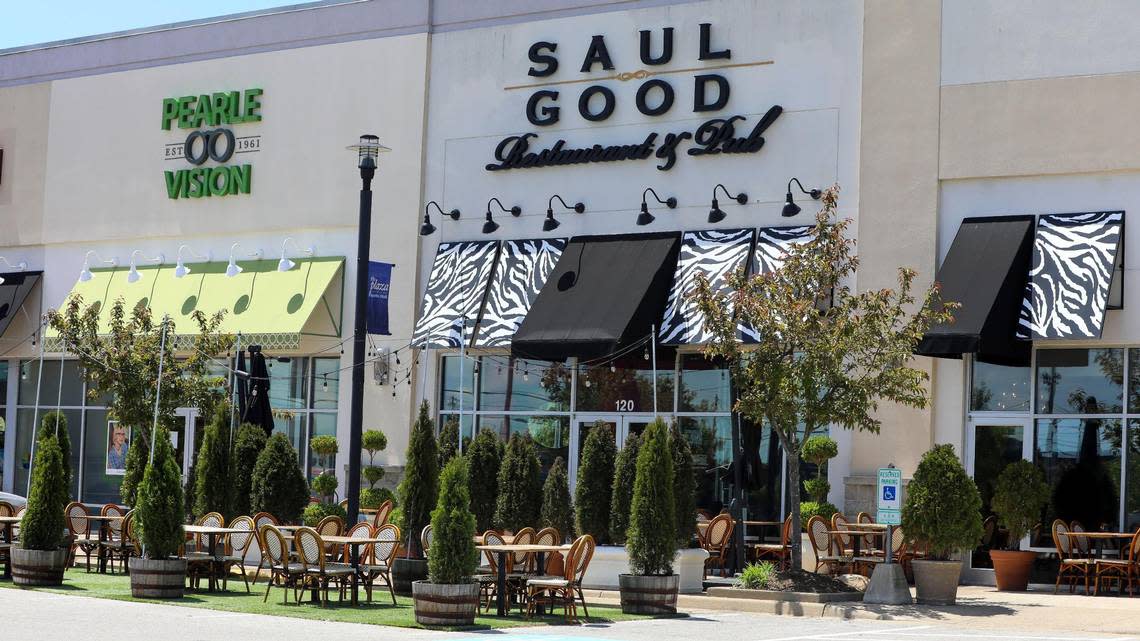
left=345, top=134, right=389, bottom=527
left=782, top=177, right=822, bottom=217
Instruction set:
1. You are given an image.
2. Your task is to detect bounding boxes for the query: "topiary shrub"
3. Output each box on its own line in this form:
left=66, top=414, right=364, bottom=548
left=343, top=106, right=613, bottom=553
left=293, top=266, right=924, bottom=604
left=902, top=444, right=984, bottom=560
left=610, top=432, right=640, bottom=545
left=803, top=478, right=831, bottom=503
left=136, top=431, right=186, bottom=559
left=541, top=456, right=574, bottom=539
left=229, top=423, right=267, bottom=517
left=627, top=418, right=676, bottom=575
left=193, top=404, right=231, bottom=519
left=362, top=429, right=387, bottom=502
left=991, top=460, right=1050, bottom=549
left=575, top=422, right=615, bottom=544
left=670, top=423, right=697, bottom=546
left=466, top=428, right=502, bottom=533
left=360, top=487, right=396, bottom=510
left=311, top=473, right=339, bottom=503
left=494, top=432, right=542, bottom=532
left=438, top=418, right=459, bottom=471
left=398, top=400, right=439, bottom=557
left=120, top=426, right=151, bottom=507
left=801, top=435, right=838, bottom=504
left=428, top=456, right=478, bottom=584
left=38, top=410, right=72, bottom=491
left=249, top=433, right=309, bottom=523
left=302, top=502, right=348, bottom=527
left=20, top=434, right=69, bottom=550
left=799, top=501, right=839, bottom=527
left=310, top=435, right=339, bottom=476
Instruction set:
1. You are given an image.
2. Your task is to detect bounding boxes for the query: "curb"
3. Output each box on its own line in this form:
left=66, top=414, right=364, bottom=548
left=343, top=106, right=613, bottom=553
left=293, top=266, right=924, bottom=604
left=581, top=589, right=890, bottom=621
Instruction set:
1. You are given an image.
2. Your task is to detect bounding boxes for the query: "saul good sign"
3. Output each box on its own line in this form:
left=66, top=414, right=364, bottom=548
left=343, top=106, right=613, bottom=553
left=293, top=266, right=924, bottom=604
left=876, top=466, right=902, bottom=526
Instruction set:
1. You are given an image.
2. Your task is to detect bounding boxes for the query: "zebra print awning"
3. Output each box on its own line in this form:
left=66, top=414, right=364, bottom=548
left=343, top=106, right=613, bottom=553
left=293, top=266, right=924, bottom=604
left=1017, top=211, right=1124, bottom=340
left=658, top=228, right=754, bottom=345
left=739, top=225, right=814, bottom=344
left=473, top=238, right=567, bottom=347
left=410, top=240, right=500, bottom=348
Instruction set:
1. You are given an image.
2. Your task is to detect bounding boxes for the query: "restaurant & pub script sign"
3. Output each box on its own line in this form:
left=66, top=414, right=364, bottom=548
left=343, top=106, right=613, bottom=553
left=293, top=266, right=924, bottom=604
left=161, top=88, right=262, bottom=199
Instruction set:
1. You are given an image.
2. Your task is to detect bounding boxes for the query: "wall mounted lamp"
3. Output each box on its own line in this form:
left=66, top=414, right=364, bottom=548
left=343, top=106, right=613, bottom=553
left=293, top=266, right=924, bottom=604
left=174, top=245, right=211, bottom=279
left=544, top=195, right=585, bottom=232
left=0, top=256, right=28, bottom=285
left=420, top=201, right=460, bottom=236
left=226, top=243, right=263, bottom=277
left=78, top=251, right=118, bottom=283
left=638, top=188, right=677, bottom=226
left=484, top=197, right=521, bottom=234
left=278, top=237, right=315, bottom=272
left=783, top=177, right=822, bottom=217
left=708, top=184, right=748, bottom=223
left=127, top=250, right=165, bottom=284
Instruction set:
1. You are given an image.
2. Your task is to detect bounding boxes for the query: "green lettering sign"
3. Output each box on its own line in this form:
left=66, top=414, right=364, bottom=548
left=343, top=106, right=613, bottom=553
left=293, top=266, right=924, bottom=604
left=162, top=88, right=261, bottom=199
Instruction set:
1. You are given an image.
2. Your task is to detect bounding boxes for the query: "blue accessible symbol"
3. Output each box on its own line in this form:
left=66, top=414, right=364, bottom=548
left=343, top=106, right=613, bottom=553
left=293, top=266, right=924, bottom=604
left=882, top=486, right=896, bottom=501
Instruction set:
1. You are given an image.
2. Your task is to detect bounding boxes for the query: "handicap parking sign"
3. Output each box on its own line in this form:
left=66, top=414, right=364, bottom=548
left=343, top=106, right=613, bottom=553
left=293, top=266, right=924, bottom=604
left=882, top=486, right=896, bottom=502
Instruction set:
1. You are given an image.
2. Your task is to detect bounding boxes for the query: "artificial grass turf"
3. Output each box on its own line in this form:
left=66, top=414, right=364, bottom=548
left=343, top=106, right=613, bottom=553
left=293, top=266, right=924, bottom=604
left=0, top=569, right=661, bottom=630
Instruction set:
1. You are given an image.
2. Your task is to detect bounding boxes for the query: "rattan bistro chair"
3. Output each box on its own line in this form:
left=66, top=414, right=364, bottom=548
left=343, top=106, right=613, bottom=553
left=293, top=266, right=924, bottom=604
left=754, top=514, right=793, bottom=569
left=807, top=515, right=846, bottom=575
left=1070, top=521, right=1092, bottom=558
left=65, top=502, right=99, bottom=571
left=259, top=524, right=306, bottom=604
left=250, top=512, right=279, bottom=584
left=371, top=500, right=394, bottom=528
left=361, top=523, right=400, bottom=605
left=1094, top=527, right=1140, bottom=596
left=700, top=513, right=735, bottom=578
left=831, top=513, right=854, bottom=555
left=296, top=526, right=355, bottom=607
left=478, top=531, right=510, bottom=612
left=315, top=514, right=345, bottom=558
left=421, top=524, right=434, bottom=559
left=1052, top=519, right=1092, bottom=594
left=525, top=534, right=595, bottom=623
left=343, top=522, right=374, bottom=563
left=222, top=516, right=256, bottom=593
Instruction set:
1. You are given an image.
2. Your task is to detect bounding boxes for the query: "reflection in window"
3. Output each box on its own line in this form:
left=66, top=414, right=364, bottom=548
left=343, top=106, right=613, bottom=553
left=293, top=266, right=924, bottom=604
left=678, top=417, right=732, bottom=515
left=1034, top=418, right=1122, bottom=538
left=18, top=360, right=84, bottom=406
left=971, top=359, right=1030, bottom=412
left=1127, top=421, right=1140, bottom=532
left=679, top=354, right=730, bottom=412
left=479, top=358, right=569, bottom=412
left=441, top=413, right=475, bottom=451
left=477, top=415, right=569, bottom=480
left=440, top=356, right=476, bottom=411
left=1035, top=349, right=1123, bottom=414
left=267, top=357, right=308, bottom=410
left=308, top=413, right=337, bottom=480
left=13, top=407, right=83, bottom=499
left=81, top=409, right=122, bottom=504
left=971, top=425, right=1024, bottom=566
left=311, top=358, right=340, bottom=410
left=576, top=352, right=675, bottom=413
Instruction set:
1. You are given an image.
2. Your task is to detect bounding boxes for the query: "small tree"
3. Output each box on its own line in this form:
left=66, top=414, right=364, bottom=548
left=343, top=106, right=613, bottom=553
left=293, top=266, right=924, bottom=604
left=20, top=434, right=69, bottom=550
left=627, top=418, right=676, bottom=575
left=610, top=432, right=641, bottom=545
left=575, top=422, right=615, bottom=544
left=902, top=444, right=984, bottom=560
left=398, top=400, right=439, bottom=557
left=991, top=460, right=1050, bottom=550
left=360, top=429, right=388, bottom=508
left=692, top=186, right=953, bottom=568
left=249, top=433, right=309, bottom=523
left=801, top=435, right=838, bottom=503
left=38, top=411, right=72, bottom=491
left=428, top=456, right=478, bottom=584
left=309, top=435, right=340, bottom=504
left=466, top=428, right=502, bottom=533
left=193, top=403, right=231, bottom=519
left=541, top=456, right=574, bottom=539
left=438, top=418, right=459, bottom=470
left=136, top=430, right=186, bottom=560
left=230, top=423, right=267, bottom=517
left=670, top=424, right=697, bottom=546
left=495, top=432, right=542, bottom=532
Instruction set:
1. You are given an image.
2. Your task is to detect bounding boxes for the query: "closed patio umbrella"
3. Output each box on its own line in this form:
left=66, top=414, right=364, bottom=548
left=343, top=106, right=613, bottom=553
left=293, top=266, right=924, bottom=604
left=236, top=348, right=248, bottom=424
left=242, top=346, right=275, bottom=437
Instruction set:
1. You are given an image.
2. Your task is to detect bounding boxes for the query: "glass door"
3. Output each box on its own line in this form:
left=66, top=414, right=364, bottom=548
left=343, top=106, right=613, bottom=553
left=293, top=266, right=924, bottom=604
left=569, top=414, right=658, bottom=490
left=965, top=418, right=1032, bottom=575
left=173, top=408, right=203, bottom=487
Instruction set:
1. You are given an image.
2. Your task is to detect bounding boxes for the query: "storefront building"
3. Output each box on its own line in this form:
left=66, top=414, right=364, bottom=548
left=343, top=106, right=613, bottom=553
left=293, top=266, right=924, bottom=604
left=2, top=0, right=1140, bottom=585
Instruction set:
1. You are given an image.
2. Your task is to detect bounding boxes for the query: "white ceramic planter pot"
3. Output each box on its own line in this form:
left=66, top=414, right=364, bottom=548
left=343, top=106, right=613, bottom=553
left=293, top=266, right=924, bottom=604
left=581, top=546, right=708, bottom=593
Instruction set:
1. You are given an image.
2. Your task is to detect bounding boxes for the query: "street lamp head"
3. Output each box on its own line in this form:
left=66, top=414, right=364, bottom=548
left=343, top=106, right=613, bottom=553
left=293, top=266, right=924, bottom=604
left=348, top=134, right=390, bottom=170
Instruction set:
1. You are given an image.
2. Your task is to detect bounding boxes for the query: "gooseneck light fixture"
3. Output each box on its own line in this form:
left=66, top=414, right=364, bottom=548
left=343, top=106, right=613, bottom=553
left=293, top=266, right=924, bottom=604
left=78, top=251, right=118, bottom=283
left=638, top=187, right=677, bottom=226
left=484, top=197, right=521, bottom=235
left=278, top=237, right=315, bottom=272
left=0, top=257, right=28, bottom=285
left=421, top=201, right=460, bottom=237
left=174, top=245, right=211, bottom=279
left=226, top=243, right=263, bottom=278
left=708, top=184, right=749, bottom=224
left=126, top=250, right=165, bottom=284
left=544, top=195, right=585, bottom=232
left=782, top=177, right=822, bottom=217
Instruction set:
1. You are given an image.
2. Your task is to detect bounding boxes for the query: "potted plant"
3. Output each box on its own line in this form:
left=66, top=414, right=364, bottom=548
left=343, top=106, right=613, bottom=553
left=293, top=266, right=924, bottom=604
left=575, top=422, right=615, bottom=543
left=902, top=444, right=984, bottom=605
left=12, top=430, right=70, bottom=586
left=249, top=433, right=310, bottom=523
left=130, top=433, right=188, bottom=598
left=393, top=400, right=438, bottom=595
left=302, top=435, right=347, bottom=525
left=229, top=423, right=267, bottom=517
left=359, top=429, right=390, bottom=509
left=620, top=418, right=680, bottom=614
left=412, top=456, right=480, bottom=626
left=610, top=432, right=640, bottom=545
left=670, top=424, right=697, bottom=546
left=989, top=460, right=1049, bottom=591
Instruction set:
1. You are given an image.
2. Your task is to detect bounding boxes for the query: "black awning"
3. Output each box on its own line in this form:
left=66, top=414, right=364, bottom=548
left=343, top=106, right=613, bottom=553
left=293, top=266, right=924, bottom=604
left=916, top=216, right=1034, bottom=365
left=0, top=271, right=42, bottom=339
left=512, top=232, right=681, bottom=361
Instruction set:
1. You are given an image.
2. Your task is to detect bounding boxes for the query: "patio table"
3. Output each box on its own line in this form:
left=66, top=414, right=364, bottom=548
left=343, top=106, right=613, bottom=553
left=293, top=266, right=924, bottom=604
left=829, top=528, right=888, bottom=572
left=0, top=515, right=19, bottom=579
left=316, top=534, right=386, bottom=605
left=81, top=514, right=125, bottom=573
left=1068, top=531, right=1135, bottom=559
left=476, top=543, right=571, bottom=616
left=183, top=524, right=243, bottom=592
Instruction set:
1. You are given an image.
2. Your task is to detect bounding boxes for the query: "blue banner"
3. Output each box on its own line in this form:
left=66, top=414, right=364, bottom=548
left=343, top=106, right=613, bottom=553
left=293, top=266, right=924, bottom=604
left=367, top=261, right=393, bottom=335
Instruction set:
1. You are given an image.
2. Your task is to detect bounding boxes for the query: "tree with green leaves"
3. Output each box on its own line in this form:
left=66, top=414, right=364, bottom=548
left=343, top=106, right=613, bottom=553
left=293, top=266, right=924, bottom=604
left=20, top=434, right=69, bottom=550
left=137, top=430, right=186, bottom=560
left=691, top=186, right=953, bottom=568
left=466, top=428, right=502, bottom=533
left=309, top=434, right=340, bottom=505
left=428, top=456, right=478, bottom=584
left=494, top=432, right=542, bottom=532
left=800, top=435, right=839, bottom=524
left=541, top=456, right=574, bottom=539
left=193, top=403, right=231, bottom=519
left=627, top=418, right=676, bottom=575
left=49, top=298, right=230, bottom=506
left=575, top=422, right=615, bottom=544
left=360, top=429, right=388, bottom=508
left=249, top=433, right=309, bottom=523
left=398, top=400, right=439, bottom=557
left=902, top=444, right=983, bottom=560
left=610, top=432, right=640, bottom=545
left=670, top=423, right=697, bottom=546
left=991, top=460, right=1050, bottom=550
left=438, top=417, right=459, bottom=470
left=37, top=410, right=72, bottom=491
left=229, top=423, right=267, bottom=517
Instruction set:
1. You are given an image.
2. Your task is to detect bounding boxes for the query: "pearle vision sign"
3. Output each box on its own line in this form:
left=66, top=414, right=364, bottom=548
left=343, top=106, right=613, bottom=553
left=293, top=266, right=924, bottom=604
left=161, top=88, right=262, bottom=199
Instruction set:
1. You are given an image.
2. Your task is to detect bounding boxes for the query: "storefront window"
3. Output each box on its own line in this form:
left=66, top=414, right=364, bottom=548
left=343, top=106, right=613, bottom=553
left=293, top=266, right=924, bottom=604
left=81, top=409, right=122, bottom=504
left=477, top=414, right=569, bottom=480
left=970, top=424, right=1025, bottom=565
left=1035, top=348, right=1123, bottom=414
left=971, top=359, right=1030, bottom=412
left=440, top=355, right=476, bottom=411
left=267, top=357, right=308, bottom=410
left=1126, top=421, right=1140, bottom=531
left=18, top=360, right=84, bottom=406
left=678, top=416, right=732, bottom=514
left=308, top=413, right=337, bottom=480
left=441, top=413, right=475, bottom=449
left=479, top=357, right=570, bottom=412
left=575, top=353, right=675, bottom=413
left=311, top=358, right=340, bottom=410
left=1034, top=418, right=1122, bottom=536
left=14, top=407, right=82, bottom=498
left=679, top=354, right=730, bottom=413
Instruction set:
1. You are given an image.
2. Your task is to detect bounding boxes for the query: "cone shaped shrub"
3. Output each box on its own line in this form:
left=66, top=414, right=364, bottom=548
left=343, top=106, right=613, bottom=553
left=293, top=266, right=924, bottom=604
left=120, top=426, right=151, bottom=507
left=137, top=430, right=186, bottom=560
left=230, top=423, right=267, bottom=517
left=627, top=418, right=677, bottom=575
left=193, top=404, right=231, bottom=519
left=901, top=444, right=983, bottom=560
left=610, top=432, right=640, bottom=544
left=495, top=432, right=542, bottom=531
left=670, top=423, right=697, bottom=545
left=574, top=422, right=615, bottom=544
left=398, top=400, right=439, bottom=557
left=438, top=417, right=459, bottom=470
left=429, top=456, right=478, bottom=584
left=466, top=428, right=502, bottom=533
left=250, top=433, right=309, bottom=523
left=541, top=456, right=574, bottom=539
left=38, top=410, right=72, bottom=491
left=20, top=434, right=69, bottom=550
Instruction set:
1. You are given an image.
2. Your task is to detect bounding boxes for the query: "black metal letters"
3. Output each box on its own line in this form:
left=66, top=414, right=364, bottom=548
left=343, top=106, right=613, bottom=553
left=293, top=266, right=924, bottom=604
left=528, top=42, right=559, bottom=77
left=639, top=28, right=674, bottom=65
left=580, top=35, right=615, bottom=72
left=699, top=23, right=731, bottom=60
left=527, top=90, right=561, bottom=126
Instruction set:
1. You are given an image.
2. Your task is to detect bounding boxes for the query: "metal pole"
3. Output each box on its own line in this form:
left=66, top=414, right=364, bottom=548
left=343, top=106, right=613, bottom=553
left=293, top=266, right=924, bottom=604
left=149, top=317, right=169, bottom=466
left=458, top=318, right=466, bottom=452
left=54, top=340, right=65, bottom=437
left=650, top=326, right=658, bottom=417
left=229, top=332, right=241, bottom=446
left=345, top=156, right=375, bottom=527
left=25, top=321, right=47, bottom=497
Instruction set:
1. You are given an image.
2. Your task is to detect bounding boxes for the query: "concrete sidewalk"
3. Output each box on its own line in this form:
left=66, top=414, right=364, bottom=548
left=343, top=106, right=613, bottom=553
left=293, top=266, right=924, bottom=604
left=583, top=586, right=1140, bottom=636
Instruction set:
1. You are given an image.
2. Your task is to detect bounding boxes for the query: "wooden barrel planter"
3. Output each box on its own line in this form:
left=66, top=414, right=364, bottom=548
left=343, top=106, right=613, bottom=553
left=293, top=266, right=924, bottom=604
left=618, top=573, right=680, bottom=614
left=392, top=557, right=429, bottom=596
left=128, top=558, right=187, bottom=599
left=411, top=580, right=480, bottom=626
left=11, top=547, right=69, bottom=586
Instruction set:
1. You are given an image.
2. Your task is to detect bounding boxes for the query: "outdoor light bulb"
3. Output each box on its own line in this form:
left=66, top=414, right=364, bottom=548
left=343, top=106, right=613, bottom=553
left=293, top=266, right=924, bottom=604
left=79, top=266, right=94, bottom=282
left=322, top=379, right=328, bottom=390
left=643, top=348, right=650, bottom=360
left=278, top=255, right=296, bottom=272
left=610, top=364, right=616, bottom=373
left=174, top=260, right=191, bottom=278
left=396, top=355, right=401, bottom=365
left=126, top=262, right=142, bottom=283
left=584, top=378, right=591, bottom=388
left=226, top=259, right=243, bottom=277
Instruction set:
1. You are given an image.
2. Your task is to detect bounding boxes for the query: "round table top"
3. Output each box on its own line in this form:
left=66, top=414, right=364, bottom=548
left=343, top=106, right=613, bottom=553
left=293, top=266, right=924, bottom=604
left=83, top=514, right=125, bottom=521
left=182, top=525, right=244, bottom=535
left=476, top=543, right=571, bottom=553
left=1069, top=531, right=1136, bottom=539
left=0, top=516, right=21, bottom=524
left=830, top=529, right=886, bottom=536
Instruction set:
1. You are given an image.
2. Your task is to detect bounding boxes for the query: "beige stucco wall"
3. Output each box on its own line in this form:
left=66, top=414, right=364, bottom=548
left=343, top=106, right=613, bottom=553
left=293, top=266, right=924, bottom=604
left=0, top=82, right=51, bottom=248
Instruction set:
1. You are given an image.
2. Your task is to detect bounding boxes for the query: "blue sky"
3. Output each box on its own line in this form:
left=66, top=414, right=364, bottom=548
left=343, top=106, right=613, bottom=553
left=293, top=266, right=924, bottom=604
left=0, top=1, right=306, bottom=49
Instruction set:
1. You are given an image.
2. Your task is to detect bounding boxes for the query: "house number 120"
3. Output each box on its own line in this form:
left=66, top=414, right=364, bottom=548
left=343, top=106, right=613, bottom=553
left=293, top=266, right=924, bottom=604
left=615, top=400, right=635, bottom=411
